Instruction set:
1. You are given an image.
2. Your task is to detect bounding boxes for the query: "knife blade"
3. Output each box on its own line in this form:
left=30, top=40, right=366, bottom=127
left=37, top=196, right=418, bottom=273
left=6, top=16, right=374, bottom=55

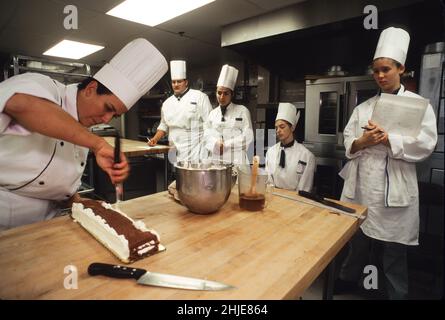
left=298, top=190, right=356, bottom=213
left=273, top=192, right=365, bottom=220
left=114, top=134, right=123, bottom=207
left=88, top=263, right=235, bottom=291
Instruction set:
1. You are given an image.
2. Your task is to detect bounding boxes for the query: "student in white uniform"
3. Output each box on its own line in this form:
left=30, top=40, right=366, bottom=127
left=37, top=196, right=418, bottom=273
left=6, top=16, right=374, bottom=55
left=148, top=60, right=213, bottom=163
left=204, top=65, right=254, bottom=166
left=335, top=27, right=437, bottom=299
left=0, top=38, right=167, bottom=230
left=265, top=103, right=315, bottom=192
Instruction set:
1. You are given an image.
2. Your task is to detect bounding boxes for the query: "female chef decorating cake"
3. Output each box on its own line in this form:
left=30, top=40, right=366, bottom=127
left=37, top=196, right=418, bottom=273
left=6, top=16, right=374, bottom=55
left=0, top=39, right=168, bottom=230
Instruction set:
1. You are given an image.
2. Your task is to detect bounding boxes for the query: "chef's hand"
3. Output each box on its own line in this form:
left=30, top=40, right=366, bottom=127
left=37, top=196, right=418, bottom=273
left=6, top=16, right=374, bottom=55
left=93, top=140, right=130, bottom=184
left=147, top=138, right=157, bottom=146
left=360, top=120, right=388, bottom=147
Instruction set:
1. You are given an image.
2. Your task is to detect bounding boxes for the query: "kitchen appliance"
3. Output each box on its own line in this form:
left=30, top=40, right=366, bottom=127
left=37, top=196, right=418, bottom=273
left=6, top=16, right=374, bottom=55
left=88, top=262, right=234, bottom=291
left=304, top=75, right=379, bottom=198
left=175, top=161, right=237, bottom=214
left=416, top=42, right=444, bottom=185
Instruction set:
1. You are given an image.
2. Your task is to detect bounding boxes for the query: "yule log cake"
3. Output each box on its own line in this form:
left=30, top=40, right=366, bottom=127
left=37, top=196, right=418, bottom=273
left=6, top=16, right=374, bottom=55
left=71, top=199, right=163, bottom=263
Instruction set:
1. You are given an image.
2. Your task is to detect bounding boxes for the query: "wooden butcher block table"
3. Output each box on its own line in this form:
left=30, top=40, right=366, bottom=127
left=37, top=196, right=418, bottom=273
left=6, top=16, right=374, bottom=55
left=0, top=188, right=366, bottom=300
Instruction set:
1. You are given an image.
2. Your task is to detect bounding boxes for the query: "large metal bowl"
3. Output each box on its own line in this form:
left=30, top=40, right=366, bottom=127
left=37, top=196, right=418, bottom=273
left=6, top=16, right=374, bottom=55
left=175, top=161, right=236, bottom=214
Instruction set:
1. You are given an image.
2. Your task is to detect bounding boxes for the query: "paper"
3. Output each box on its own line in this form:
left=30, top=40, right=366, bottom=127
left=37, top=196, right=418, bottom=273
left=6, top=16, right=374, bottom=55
left=371, top=93, right=429, bottom=138
left=136, top=145, right=167, bottom=150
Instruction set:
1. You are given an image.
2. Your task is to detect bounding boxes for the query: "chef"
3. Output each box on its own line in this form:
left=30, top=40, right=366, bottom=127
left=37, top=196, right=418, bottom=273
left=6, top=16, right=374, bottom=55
left=335, top=27, right=437, bottom=299
left=148, top=60, right=213, bottom=163
left=265, top=102, right=315, bottom=191
left=204, top=64, right=254, bottom=165
left=0, top=38, right=168, bottom=230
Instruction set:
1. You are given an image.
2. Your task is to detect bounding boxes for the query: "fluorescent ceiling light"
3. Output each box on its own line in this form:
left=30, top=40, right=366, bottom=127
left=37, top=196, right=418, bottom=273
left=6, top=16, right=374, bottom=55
left=107, top=0, right=215, bottom=27
left=43, top=40, right=104, bottom=59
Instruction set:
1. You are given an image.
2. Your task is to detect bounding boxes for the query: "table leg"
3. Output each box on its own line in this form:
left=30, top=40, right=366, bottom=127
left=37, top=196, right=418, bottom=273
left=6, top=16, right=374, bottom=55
left=164, top=154, right=168, bottom=191
left=323, top=258, right=336, bottom=300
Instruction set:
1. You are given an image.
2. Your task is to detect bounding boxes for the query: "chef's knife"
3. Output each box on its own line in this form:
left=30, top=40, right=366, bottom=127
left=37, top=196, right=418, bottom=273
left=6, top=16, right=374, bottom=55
left=273, top=192, right=365, bottom=220
left=88, top=263, right=235, bottom=291
left=298, top=190, right=356, bottom=213
left=114, top=134, right=123, bottom=207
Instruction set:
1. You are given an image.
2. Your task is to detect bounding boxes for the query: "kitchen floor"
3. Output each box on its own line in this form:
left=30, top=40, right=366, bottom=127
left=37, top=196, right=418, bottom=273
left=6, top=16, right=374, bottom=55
left=301, top=267, right=443, bottom=300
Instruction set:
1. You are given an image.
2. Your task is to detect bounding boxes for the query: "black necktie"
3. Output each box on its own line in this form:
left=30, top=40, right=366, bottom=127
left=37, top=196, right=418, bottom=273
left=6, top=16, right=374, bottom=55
left=221, top=105, right=228, bottom=122
left=279, top=140, right=295, bottom=168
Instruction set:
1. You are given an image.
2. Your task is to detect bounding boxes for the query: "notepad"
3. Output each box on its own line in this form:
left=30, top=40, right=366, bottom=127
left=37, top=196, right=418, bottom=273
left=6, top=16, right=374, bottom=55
left=371, top=93, right=429, bottom=138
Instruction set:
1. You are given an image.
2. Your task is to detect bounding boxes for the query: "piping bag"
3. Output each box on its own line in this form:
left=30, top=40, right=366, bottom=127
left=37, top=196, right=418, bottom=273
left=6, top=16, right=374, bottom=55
left=114, top=134, right=123, bottom=209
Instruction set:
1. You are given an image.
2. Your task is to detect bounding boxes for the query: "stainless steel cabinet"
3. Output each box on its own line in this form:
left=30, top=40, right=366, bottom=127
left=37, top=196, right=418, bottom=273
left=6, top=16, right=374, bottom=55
left=305, top=75, right=378, bottom=147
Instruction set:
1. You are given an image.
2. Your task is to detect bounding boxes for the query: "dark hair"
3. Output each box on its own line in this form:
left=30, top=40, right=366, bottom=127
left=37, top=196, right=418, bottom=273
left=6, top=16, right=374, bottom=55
left=77, top=77, right=112, bottom=95
left=276, top=119, right=293, bottom=128
left=373, top=57, right=403, bottom=68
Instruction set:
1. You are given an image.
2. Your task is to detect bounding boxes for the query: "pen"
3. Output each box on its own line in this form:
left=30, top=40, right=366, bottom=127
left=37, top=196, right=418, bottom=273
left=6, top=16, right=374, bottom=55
left=361, top=126, right=384, bottom=133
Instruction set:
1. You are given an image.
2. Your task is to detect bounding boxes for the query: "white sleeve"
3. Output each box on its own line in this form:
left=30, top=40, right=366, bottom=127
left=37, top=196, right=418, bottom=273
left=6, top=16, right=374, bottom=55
left=157, top=104, right=169, bottom=134
left=343, top=107, right=364, bottom=159
left=203, top=111, right=220, bottom=152
left=199, top=93, right=213, bottom=123
left=0, top=73, right=60, bottom=135
left=388, top=104, right=438, bottom=162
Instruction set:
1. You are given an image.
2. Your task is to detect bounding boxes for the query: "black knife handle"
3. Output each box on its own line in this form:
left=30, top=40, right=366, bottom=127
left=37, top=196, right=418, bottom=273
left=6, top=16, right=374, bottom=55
left=114, top=134, right=121, bottom=164
left=88, top=263, right=145, bottom=279
left=298, top=190, right=323, bottom=203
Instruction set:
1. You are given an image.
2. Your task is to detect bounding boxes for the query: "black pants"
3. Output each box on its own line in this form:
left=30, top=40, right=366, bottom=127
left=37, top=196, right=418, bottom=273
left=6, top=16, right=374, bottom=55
left=339, top=228, right=408, bottom=300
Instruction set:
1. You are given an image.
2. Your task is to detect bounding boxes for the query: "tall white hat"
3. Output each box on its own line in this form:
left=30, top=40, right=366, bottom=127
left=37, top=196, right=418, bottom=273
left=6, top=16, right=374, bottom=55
left=373, top=27, right=410, bottom=65
left=94, top=38, right=168, bottom=110
left=276, top=102, right=300, bottom=130
left=217, top=64, right=238, bottom=90
left=170, top=60, right=186, bottom=80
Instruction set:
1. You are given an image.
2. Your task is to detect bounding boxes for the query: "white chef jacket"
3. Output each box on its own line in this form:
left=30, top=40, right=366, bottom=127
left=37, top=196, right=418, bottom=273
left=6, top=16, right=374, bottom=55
left=339, top=85, right=437, bottom=245
left=265, top=141, right=316, bottom=192
left=204, top=102, right=254, bottom=165
left=0, top=73, right=88, bottom=229
left=157, top=88, right=212, bottom=163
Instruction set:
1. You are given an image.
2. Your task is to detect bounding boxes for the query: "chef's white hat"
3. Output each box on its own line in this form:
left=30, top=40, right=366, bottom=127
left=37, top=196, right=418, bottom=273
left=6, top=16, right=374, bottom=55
left=94, top=38, right=168, bottom=110
left=373, top=27, right=410, bottom=65
left=170, top=60, right=186, bottom=80
left=217, top=64, right=238, bottom=90
left=276, top=102, right=300, bottom=130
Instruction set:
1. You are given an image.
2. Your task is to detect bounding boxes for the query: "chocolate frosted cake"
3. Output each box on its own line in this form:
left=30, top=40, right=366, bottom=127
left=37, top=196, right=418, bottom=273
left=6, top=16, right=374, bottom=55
left=71, top=199, right=162, bottom=263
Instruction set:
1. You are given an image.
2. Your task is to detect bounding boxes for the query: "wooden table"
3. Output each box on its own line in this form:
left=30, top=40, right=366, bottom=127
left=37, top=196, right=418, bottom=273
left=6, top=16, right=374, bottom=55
left=103, top=137, right=171, bottom=190
left=0, top=189, right=366, bottom=300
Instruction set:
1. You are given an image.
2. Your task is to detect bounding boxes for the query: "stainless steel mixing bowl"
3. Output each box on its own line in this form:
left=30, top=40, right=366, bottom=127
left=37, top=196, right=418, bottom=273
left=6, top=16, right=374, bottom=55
left=175, top=161, right=236, bottom=214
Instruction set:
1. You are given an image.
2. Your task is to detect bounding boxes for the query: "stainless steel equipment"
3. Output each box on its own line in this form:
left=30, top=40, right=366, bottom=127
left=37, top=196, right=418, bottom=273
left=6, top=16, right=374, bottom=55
left=304, top=75, right=379, bottom=198
left=175, top=161, right=237, bottom=214
left=417, top=42, right=444, bottom=185
left=4, top=54, right=92, bottom=83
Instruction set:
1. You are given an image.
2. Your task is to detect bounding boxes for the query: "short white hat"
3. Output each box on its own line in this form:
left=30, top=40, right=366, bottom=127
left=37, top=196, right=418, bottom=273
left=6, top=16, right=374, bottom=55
left=217, top=64, right=238, bottom=90
left=170, top=60, right=186, bottom=80
left=373, top=27, right=410, bottom=65
left=276, top=102, right=300, bottom=130
left=94, top=38, right=168, bottom=110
